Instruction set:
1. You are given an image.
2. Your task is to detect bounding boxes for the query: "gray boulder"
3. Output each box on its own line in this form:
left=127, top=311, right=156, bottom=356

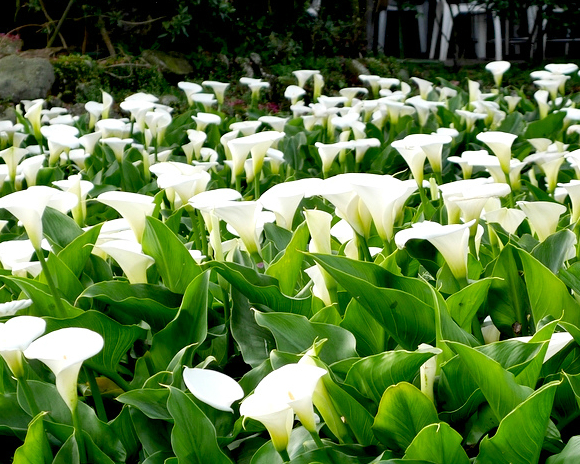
left=0, top=55, right=55, bottom=102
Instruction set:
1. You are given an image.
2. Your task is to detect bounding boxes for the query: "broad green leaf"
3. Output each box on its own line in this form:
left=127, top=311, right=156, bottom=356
left=340, top=298, right=387, bottom=357
left=446, top=278, right=494, bottom=331
left=524, top=111, right=565, bottom=138
left=44, top=310, right=146, bottom=378
left=345, top=349, right=439, bottom=404
left=532, top=229, right=577, bottom=274
left=372, top=382, right=439, bottom=451
left=517, top=248, right=580, bottom=329
left=487, top=245, right=530, bottom=336
left=546, top=436, right=580, bottom=464
left=166, top=386, right=233, bottom=464
left=129, top=408, right=172, bottom=457
left=109, top=405, right=140, bottom=461
left=52, top=433, right=80, bottom=464
left=42, top=206, right=83, bottom=250
left=475, top=381, right=559, bottom=464
left=21, top=381, right=126, bottom=462
left=40, top=253, right=85, bottom=303
left=558, top=262, right=580, bottom=294
left=403, top=422, right=470, bottom=464
left=309, top=253, right=435, bottom=350
left=0, top=275, right=82, bottom=319
left=211, top=261, right=311, bottom=316
left=146, top=270, right=209, bottom=372
left=83, top=431, right=116, bottom=464
left=79, top=281, right=180, bottom=332
left=563, top=372, right=580, bottom=409
left=57, top=223, right=102, bottom=277
left=0, top=392, right=30, bottom=436
left=13, top=412, right=52, bottom=464
left=142, top=217, right=202, bottom=294
left=447, top=341, right=532, bottom=421
left=117, top=389, right=171, bottom=421
left=231, top=287, right=276, bottom=368
left=497, top=111, right=526, bottom=135
left=265, top=221, right=309, bottom=296
left=255, top=311, right=357, bottom=364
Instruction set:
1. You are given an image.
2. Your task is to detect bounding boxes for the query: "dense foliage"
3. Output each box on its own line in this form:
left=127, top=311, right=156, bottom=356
left=3, top=60, right=580, bottom=463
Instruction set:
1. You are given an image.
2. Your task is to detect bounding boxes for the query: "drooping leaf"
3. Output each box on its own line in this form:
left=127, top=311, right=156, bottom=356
left=78, top=281, right=180, bottom=332
left=117, top=389, right=171, bottom=421
left=57, top=223, right=102, bottom=277
left=546, top=436, right=580, bottom=464
left=12, top=412, right=52, bottom=464
left=52, top=433, right=80, bottom=464
left=532, top=229, right=577, bottom=274
left=255, top=311, right=357, bottom=365
left=42, top=206, right=83, bottom=250
left=345, top=349, right=439, bottom=404
left=211, top=261, right=311, bottom=316
left=446, top=341, right=532, bottom=421
left=309, top=253, right=435, bottom=350
left=340, top=298, right=387, bottom=357
left=475, top=381, right=559, bottom=464
left=372, top=382, right=439, bottom=451
left=166, top=386, right=233, bottom=464
left=446, top=278, right=494, bottom=332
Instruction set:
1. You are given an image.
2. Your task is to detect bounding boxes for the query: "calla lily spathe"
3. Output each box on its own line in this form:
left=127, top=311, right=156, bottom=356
left=0, top=315, right=46, bottom=377
left=96, top=191, right=155, bottom=242
left=183, top=367, right=244, bottom=413
left=24, top=327, right=104, bottom=412
left=476, top=131, right=518, bottom=174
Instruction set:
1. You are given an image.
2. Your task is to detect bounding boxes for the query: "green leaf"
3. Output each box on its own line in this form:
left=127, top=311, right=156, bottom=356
left=403, top=422, right=470, bottom=464
left=129, top=408, right=172, bottom=457
left=446, top=341, right=532, bottom=421
left=345, top=348, right=439, bottom=404
left=211, top=261, right=311, bottom=316
left=231, top=287, right=276, bottom=368
left=21, top=381, right=126, bottom=462
left=146, top=270, right=210, bottom=372
left=13, top=412, right=52, bottom=464
left=117, top=389, right=171, bottom=421
left=309, top=253, right=435, bottom=350
left=40, top=253, right=85, bottom=303
left=487, top=245, right=530, bottom=336
left=524, top=111, right=565, bottom=138
left=57, top=224, right=102, bottom=277
left=475, top=381, right=559, bottom=464
left=265, top=221, right=309, bottom=296
left=255, top=311, right=357, bottom=364
left=340, top=298, right=387, bottom=357
left=546, top=436, right=580, bottom=464
left=517, top=248, right=580, bottom=329
left=166, top=386, right=233, bottom=464
left=52, top=433, right=80, bottom=464
left=372, top=382, right=439, bottom=451
left=497, top=111, right=526, bottom=135
left=42, top=207, right=83, bottom=250
left=532, top=229, right=577, bottom=274
left=79, top=281, right=180, bottom=332
left=0, top=275, right=82, bottom=319
left=142, top=217, right=202, bottom=294
left=446, top=278, right=494, bottom=331
left=44, top=310, right=146, bottom=378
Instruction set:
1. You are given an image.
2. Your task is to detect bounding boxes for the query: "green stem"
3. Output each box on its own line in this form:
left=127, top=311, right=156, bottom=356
left=197, top=212, right=209, bottom=257
left=84, top=367, right=107, bottom=422
left=235, top=175, right=242, bottom=194
left=36, top=249, right=66, bottom=315
left=18, top=377, right=41, bottom=417
left=504, top=171, right=514, bottom=208
left=254, top=177, right=260, bottom=199
left=277, top=449, right=290, bottom=463
left=309, top=430, right=325, bottom=449
left=187, top=209, right=203, bottom=253
left=72, top=405, right=87, bottom=463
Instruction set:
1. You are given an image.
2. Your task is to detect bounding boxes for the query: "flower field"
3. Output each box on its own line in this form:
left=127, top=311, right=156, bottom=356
left=2, top=60, right=580, bottom=463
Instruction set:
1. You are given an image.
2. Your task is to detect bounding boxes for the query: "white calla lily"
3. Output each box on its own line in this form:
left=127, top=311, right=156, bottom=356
left=96, top=191, right=155, bottom=242
left=183, top=367, right=244, bottom=413
left=0, top=315, right=46, bottom=377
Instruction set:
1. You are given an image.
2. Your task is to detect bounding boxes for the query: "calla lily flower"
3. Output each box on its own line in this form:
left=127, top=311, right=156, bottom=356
left=24, top=327, right=104, bottom=412
left=53, top=174, right=94, bottom=226
left=96, top=239, right=154, bottom=284
left=391, top=139, right=427, bottom=187
left=292, top=69, right=320, bottom=88
left=202, top=80, right=229, bottom=105
left=0, top=315, right=46, bottom=377
left=517, top=201, right=567, bottom=242
left=211, top=200, right=263, bottom=257
left=178, top=81, right=203, bottom=106
left=0, top=186, right=78, bottom=250
left=485, top=60, right=511, bottom=87
left=395, top=220, right=475, bottom=281
left=410, top=77, right=434, bottom=99
left=240, top=392, right=294, bottom=453
left=191, top=112, right=221, bottom=132
left=259, top=181, right=313, bottom=230
left=476, top=131, right=518, bottom=174
left=559, top=180, right=580, bottom=223
left=483, top=207, right=526, bottom=235
left=96, top=191, right=155, bottom=242
left=253, top=363, right=327, bottom=433
left=284, top=85, right=307, bottom=105
left=183, top=367, right=244, bottom=413
left=0, top=146, right=28, bottom=182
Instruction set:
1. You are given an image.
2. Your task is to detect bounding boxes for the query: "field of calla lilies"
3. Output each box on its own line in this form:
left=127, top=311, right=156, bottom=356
left=2, top=59, right=580, bottom=463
